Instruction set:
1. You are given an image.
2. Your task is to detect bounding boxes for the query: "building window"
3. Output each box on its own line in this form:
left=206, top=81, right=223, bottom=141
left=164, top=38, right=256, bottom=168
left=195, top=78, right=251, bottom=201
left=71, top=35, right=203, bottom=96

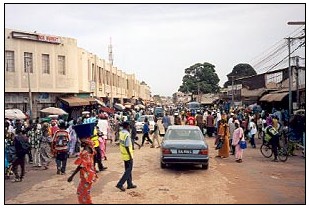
left=99, top=67, right=103, bottom=84
left=91, top=63, right=95, bottom=81
left=24, top=52, right=33, bottom=73
left=58, top=55, right=65, bottom=75
left=42, top=54, right=50, bottom=74
left=266, top=72, right=283, bottom=84
left=5, top=50, right=15, bottom=72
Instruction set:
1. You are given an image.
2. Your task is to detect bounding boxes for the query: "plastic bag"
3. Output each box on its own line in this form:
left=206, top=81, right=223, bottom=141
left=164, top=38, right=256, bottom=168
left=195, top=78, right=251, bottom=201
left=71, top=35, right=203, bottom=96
left=239, top=140, right=247, bottom=149
left=215, top=139, right=224, bottom=150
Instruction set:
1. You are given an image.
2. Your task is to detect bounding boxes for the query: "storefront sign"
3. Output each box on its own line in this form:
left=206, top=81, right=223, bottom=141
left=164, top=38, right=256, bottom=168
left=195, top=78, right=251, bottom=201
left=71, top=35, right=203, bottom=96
left=12, top=31, right=61, bottom=44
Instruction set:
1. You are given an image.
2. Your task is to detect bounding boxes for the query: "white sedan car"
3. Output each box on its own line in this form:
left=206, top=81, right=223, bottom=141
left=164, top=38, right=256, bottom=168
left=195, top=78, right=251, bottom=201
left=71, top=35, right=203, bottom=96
left=135, top=115, right=155, bottom=133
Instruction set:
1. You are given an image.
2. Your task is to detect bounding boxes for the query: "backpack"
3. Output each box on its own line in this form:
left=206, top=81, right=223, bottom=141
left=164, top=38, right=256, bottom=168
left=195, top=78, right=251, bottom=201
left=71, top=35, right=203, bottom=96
left=18, top=138, right=30, bottom=154
left=53, top=130, right=69, bottom=152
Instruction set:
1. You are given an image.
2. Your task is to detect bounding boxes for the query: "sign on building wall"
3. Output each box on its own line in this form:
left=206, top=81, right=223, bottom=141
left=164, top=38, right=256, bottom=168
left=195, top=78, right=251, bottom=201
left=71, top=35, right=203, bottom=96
left=37, top=93, right=51, bottom=103
left=227, top=84, right=242, bottom=95
left=90, top=81, right=96, bottom=91
left=12, top=31, right=61, bottom=44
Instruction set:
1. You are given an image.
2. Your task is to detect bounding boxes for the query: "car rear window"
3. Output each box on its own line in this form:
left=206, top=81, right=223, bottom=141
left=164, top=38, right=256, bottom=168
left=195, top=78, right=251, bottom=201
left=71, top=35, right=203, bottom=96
left=165, top=129, right=202, bottom=140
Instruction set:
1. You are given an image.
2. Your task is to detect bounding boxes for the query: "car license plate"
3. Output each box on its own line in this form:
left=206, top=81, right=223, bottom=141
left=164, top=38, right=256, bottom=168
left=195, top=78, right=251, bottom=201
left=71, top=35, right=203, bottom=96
left=177, top=149, right=193, bottom=154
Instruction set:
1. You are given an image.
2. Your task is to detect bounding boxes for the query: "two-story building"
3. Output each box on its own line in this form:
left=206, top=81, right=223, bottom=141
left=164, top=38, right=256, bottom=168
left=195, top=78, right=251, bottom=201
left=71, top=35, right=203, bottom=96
left=5, top=28, right=152, bottom=119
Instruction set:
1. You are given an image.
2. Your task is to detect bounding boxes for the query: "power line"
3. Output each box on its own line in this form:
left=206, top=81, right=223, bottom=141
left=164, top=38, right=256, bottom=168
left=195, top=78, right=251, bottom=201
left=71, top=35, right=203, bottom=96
left=265, top=41, right=305, bottom=73
left=250, top=27, right=305, bottom=72
left=249, top=26, right=304, bottom=64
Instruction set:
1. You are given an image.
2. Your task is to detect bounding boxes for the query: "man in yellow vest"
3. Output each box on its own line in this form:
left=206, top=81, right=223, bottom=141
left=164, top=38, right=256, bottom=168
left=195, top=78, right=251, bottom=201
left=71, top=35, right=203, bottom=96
left=115, top=121, right=136, bottom=191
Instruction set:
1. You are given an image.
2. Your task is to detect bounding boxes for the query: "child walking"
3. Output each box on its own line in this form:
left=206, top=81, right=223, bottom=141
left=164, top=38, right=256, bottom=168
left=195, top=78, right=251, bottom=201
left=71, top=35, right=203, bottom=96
left=67, top=138, right=97, bottom=204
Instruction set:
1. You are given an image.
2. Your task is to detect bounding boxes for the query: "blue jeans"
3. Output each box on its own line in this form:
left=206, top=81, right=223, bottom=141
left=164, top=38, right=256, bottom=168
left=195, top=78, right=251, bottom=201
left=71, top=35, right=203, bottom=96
left=55, top=152, right=68, bottom=173
left=117, top=160, right=133, bottom=187
left=250, top=134, right=256, bottom=148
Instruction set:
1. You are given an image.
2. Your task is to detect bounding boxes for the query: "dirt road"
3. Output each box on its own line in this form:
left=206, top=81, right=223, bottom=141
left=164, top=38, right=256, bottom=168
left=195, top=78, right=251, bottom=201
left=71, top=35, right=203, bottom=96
left=5, top=134, right=305, bottom=204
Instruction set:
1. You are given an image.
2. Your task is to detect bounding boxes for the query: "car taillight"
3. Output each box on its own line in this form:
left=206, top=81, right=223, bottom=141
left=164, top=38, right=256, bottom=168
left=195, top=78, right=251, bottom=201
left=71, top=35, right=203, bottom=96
left=199, top=149, right=208, bottom=155
left=162, top=148, right=171, bottom=154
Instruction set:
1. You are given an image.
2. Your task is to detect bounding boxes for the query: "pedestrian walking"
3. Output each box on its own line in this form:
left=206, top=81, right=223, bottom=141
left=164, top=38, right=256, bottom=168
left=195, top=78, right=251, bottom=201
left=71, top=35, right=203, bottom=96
left=91, top=125, right=107, bottom=172
left=248, top=118, right=257, bottom=148
left=116, top=121, right=137, bottom=192
left=141, top=117, right=153, bottom=147
left=206, top=112, right=215, bottom=137
left=39, top=122, right=52, bottom=169
left=216, top=119, right=230, bottom=159
left=130, top=120, right=141, bottom=150
left=232, top=120, right=244, bottom=163
left=28, top=123, right=41, bottom=167
left=67, top=138, right=97, bottom=204
left=162, top=113, right=171, bottom=132
left=51, top=121, right=70, bottom=175
left=151, top=119, right=161, bottom=148
left=68, top=120, right=78, bottom=157
left=11, top=129, right=30, bottom=182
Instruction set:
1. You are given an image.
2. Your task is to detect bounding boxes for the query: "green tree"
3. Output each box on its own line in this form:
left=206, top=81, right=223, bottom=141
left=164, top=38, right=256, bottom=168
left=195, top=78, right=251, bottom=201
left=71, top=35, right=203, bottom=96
left=223, top=63, right=257, bottom=88
left=178, top=62, right=220, bottom=95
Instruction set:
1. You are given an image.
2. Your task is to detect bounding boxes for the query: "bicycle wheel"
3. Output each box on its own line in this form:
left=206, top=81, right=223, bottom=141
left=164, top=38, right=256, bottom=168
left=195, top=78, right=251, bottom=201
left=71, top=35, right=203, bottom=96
left=260, top=144, right=273, bottom=158
left=278, top=146, right=288, bottom=162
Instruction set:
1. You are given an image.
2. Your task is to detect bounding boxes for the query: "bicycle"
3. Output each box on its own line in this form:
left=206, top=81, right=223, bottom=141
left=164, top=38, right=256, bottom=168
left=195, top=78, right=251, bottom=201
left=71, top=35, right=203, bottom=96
left=260, top=129, right=288, bottom=162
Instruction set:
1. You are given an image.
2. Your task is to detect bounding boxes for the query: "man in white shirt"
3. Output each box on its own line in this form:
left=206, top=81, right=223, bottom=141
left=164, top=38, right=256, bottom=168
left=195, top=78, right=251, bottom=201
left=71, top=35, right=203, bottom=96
left=249, top=118, right=257, bottom=148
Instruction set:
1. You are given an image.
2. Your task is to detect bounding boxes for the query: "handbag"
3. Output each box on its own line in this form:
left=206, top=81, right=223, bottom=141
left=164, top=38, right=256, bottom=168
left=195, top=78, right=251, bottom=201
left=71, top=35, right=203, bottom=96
left=239, top=140, right=247, bottom=149
left=215, top=139, right=224, bottom=150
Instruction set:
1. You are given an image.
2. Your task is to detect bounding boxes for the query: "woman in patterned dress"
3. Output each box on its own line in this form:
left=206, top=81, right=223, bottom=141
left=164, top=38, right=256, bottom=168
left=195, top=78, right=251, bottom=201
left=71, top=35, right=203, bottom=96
left=67, top=139, right=97, bottom=204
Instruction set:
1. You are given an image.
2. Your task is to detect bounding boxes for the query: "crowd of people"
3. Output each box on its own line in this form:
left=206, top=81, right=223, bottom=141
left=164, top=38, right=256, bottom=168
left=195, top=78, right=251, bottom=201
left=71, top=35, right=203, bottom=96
left=4, top=104, right=305, bottom=204
left=175, top=106, right=305, bottom=163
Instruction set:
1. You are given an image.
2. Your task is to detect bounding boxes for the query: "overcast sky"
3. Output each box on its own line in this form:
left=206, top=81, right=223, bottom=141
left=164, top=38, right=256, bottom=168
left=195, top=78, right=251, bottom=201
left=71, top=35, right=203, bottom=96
left=5, top=4, right=305, bottom=96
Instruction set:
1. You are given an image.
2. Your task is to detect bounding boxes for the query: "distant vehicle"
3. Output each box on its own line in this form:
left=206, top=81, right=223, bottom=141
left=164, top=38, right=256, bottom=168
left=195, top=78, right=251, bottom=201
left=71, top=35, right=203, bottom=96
left=135, top=115, right=155, bottom=133
left=186, top=102, right=201, bottom=112
left=160, top=125, right=209, bottom=169
left=154, top=106, right=165, bottom=118
left=294, top=109, right=305, bottom=116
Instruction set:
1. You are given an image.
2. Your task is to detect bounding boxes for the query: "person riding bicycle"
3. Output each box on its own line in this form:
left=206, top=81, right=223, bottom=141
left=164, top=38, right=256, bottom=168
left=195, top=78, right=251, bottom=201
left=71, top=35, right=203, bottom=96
left=264, top=122, right=280, bottom=162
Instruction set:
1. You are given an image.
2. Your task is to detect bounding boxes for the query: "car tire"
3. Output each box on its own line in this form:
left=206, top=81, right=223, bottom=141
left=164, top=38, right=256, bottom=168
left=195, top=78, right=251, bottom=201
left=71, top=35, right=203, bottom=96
left=160, top=162, right=166, bottom=169
left=202, top=164, right=209, bottom=170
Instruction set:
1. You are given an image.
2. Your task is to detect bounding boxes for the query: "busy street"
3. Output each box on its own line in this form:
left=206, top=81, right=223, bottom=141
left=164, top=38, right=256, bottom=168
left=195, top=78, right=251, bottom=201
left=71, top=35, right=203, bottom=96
left=5, top=4, right=305, bottom=205
left=5, top=115, right=305, bottom=204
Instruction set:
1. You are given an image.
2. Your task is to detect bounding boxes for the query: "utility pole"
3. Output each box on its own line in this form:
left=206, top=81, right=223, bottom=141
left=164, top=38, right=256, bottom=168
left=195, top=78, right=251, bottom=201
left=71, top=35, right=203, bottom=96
left=295, top=56, right=300, bottom=109
left=108, top=37, right=114, bottom=107
left=25, top=57, right=32, bottom=119
left=288, top=37, right=292, bottom=116
left=287, top=21, right=305, bottom=115
left=231, top=76, right=235, bottom=107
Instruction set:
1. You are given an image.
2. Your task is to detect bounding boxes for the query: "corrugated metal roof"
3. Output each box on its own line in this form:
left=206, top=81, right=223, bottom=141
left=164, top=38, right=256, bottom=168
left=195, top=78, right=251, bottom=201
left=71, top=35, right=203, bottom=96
left=259, top=92, right=289, bottom=102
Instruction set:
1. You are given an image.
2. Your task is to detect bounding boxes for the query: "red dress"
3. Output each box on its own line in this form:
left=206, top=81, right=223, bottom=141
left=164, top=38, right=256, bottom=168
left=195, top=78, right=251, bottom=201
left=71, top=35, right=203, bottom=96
left=74, top=149, right=97, bottom=204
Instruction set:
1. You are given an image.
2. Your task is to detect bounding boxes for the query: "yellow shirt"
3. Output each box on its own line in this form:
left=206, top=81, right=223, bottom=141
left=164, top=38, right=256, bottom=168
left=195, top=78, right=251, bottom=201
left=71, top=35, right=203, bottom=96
left=91, top=128, right=100, bottom=148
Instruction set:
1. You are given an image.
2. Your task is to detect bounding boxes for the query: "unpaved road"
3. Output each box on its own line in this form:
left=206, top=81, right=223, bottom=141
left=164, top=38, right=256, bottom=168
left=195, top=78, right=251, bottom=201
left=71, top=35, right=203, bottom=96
left=5, top=134, right=305, bottom=204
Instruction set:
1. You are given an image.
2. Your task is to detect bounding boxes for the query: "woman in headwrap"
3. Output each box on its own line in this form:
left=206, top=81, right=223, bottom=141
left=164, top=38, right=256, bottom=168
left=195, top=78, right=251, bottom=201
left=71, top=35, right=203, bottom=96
left=216, top=119, right=230, bottom=158
left=67, top=138, right=98, bottom=204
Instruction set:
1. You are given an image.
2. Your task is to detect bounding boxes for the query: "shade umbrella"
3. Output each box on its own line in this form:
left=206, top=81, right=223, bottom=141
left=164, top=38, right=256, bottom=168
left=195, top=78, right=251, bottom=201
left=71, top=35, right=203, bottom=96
left=114, top=103, right=125, bottom=111
left=124, top=104, right=132, bottom=109
left=40, top=107, right=68, bottom=115
left=138, top=104, right=145, bottom=109
left=5, top=109, right=27, bottom=120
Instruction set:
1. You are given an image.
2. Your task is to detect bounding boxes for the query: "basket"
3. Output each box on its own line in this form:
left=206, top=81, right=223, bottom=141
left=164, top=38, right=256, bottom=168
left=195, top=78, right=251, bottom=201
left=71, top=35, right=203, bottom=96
left=73, top=122, right=96, bottom=139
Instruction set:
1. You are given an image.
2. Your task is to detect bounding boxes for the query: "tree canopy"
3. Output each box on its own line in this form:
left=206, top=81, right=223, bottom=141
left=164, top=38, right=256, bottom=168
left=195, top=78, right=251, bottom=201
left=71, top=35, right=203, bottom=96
left=178, top=62, right=220, bottom=95
left=224, top=63, right=257, bottom=88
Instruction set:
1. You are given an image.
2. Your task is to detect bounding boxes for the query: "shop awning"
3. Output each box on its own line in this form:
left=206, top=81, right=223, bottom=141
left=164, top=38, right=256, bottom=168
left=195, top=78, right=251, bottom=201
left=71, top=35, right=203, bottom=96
left=60, top=97, right=90, bottom=107
left=82, top=97, right=98, bottom=105
left=259, top=92, right=289, bottom=102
